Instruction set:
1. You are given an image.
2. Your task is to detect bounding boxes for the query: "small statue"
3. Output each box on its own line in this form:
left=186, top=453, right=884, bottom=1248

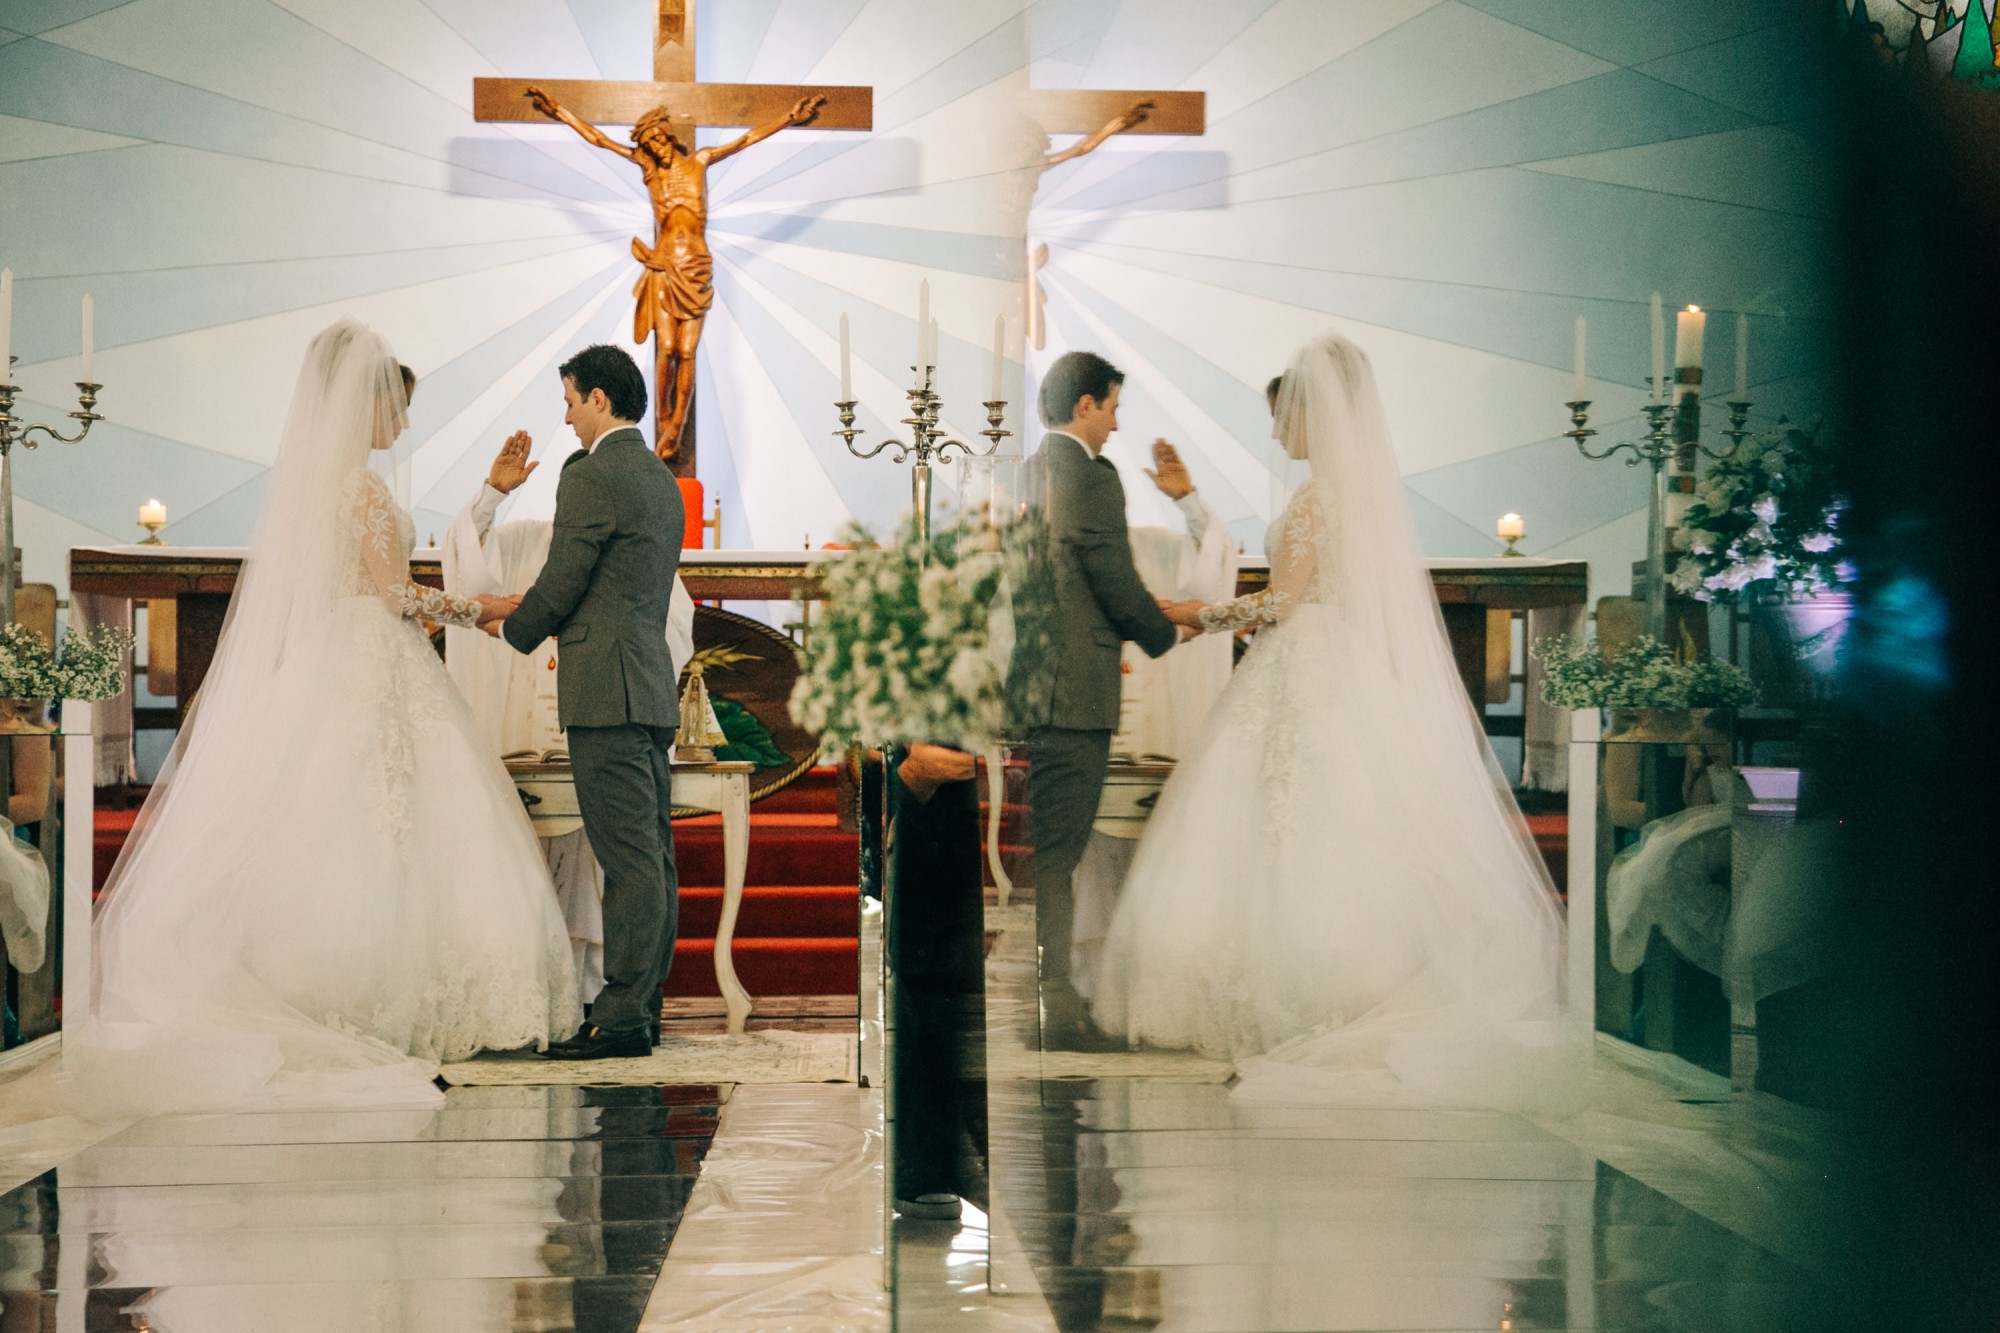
left=675, top=663, right=729, bottom=763
left=526, top=84, right=828, bottom=462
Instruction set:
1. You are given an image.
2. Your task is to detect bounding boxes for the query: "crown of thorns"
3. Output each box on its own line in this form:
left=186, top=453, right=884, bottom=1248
left=631, top=108, right=680, bottom=141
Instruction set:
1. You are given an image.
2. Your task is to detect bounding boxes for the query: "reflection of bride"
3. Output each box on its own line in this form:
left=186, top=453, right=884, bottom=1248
left=5, top=320, right=578, bottom=1124
left=1094, top=332, right=1570, bottom=1105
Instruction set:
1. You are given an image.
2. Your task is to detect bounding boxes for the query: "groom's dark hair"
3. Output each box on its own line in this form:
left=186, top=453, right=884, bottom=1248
left=1038, top=350, right=1123, bottom=428
left=559, top=344, right=649, bottom=423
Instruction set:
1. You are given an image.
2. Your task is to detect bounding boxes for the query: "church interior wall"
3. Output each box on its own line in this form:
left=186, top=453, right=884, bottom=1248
left=2, top=0, right=1828, bottom=614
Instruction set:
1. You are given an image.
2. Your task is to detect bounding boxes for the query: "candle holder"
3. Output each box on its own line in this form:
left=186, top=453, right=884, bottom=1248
left=836, top=366, right=1004, bottom=541
left=1565, top=392, right=1748, bottom=643
left=137, top=513, right=167, bottom=545
left=1, top=357, right=107, bottom=627
left=1498, top=533, right=1525, bottom=558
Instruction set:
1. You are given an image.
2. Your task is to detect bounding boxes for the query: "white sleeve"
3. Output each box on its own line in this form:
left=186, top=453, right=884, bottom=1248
left=1173, top=491, right=1211, bottom=549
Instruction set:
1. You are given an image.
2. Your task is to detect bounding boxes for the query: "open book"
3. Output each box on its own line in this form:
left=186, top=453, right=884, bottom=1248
left=502, top=747, right=569, bottom=763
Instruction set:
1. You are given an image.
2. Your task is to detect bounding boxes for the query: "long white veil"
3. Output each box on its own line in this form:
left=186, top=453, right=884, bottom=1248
left=1234, top=332, right=1574, bottom=1105
left=15, top=321, right=447, bottom=1124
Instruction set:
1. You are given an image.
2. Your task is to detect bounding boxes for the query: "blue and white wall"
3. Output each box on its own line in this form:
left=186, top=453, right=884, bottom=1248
left=1, top=0, right=1832, bottom=605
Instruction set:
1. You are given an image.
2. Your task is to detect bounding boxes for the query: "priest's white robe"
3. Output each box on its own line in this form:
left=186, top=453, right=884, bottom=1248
left=441, top=484, right=696, bottom=1008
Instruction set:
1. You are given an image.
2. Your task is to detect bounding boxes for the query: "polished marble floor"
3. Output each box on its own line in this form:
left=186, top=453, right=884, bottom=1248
left=0, top=1083, right=723, bottom=1333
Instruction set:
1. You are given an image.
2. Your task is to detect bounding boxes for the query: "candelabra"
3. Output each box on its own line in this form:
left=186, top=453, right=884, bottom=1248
left=1566, top=384, right=1745, bottom=643
left=836, top=366, right=1008, bottom=542
left=0, top=357, right=104, bottom=627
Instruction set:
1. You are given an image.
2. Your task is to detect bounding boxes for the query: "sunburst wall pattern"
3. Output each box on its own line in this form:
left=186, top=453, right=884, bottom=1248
left=1, top=0, right=1831, bottom=611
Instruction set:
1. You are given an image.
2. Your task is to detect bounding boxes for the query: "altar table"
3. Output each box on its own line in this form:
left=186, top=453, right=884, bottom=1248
left=69, top=546, right=1588, bottom=719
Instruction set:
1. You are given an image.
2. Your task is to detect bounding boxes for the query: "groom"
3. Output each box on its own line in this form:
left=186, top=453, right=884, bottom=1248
left=488, top=344, right=686, bottom=1060
left=1015, top=350, right=1189, bottom=1050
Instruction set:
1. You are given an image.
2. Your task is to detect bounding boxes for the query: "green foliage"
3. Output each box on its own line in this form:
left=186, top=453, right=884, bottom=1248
left=789, top=512, right=1048, bottom=749
left=0, top=622, right=138, bottom=701
left=1533, top=634, right=1756, bottom=711
left=710, top=696, right=789, bottom=769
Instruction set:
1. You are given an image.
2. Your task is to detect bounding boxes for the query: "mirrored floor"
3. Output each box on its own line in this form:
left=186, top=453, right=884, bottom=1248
left=0, top=1084, right=722, bottom=1333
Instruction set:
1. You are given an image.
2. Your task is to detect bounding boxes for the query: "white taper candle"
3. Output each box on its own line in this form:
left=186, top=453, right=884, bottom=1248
left=1572, top=315, right=1586, bottom=402
left=838, top=313, right=851, bottom=400
left=916, top=280, right=930, bottom=367
left=0, top=269, right=12, bottom=383
left=990, top=314, right=1004, bottom=401
left=1649, top=291, right=1665, bottom=402
left=1735, top=312, right=1748, bottom=399
left=81, top=293, right=94, bottom=383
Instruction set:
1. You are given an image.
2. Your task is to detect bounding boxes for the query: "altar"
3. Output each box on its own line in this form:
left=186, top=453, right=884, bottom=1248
left=68, top=545, right=1588, bottom=721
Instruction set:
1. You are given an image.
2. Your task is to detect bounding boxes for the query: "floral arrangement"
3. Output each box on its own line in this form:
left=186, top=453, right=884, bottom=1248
left=0, top=622, right=137, bottom=701
left=1534, top=634, right=1756, bottom=711
left=1669, top=424, right=1851, bottom=602
left=789, top=513, right=1046, bottom=750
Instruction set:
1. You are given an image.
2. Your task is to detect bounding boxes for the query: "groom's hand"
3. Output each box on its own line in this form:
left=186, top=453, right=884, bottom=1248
left=488, top=430, right=539, bottom=494
left=474, top=593, right=521, bottom=628
left=1158, top=598, right=1206, bottom=631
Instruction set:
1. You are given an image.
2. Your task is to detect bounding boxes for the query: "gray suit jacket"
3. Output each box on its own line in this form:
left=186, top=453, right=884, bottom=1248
left=503, top=425, right=685, bottom=730
left=1011, top=431, right=1179, bottom=732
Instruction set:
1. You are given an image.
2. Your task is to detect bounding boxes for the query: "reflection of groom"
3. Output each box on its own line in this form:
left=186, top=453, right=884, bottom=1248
left=487, top=344, right=686, bottom=1060
left=1017, top=351, right=1189, bottom=1050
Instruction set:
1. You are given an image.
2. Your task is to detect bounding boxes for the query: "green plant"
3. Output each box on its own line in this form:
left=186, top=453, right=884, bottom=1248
left=0, top=623, right=137, bottom=701
left=1533, top=634, right=1755, bottom=711
left=789, top=513, right=1046, bottom=749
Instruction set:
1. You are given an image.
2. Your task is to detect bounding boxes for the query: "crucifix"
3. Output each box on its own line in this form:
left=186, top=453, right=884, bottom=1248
left=1022, top=89, right=1205, bottom=348
left=473, top=0, right=873, bottom=476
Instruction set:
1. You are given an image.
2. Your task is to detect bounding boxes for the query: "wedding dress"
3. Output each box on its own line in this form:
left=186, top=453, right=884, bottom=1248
left=2, top=320, right=578, bottom=1127
left=1092, top=333, right=1573, bottom=1107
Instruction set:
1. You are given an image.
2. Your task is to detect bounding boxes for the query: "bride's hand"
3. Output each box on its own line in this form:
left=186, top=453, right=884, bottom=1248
left=474, top=593, right=521, bottom=626
left=1158, top=599, right=1206, bottom=630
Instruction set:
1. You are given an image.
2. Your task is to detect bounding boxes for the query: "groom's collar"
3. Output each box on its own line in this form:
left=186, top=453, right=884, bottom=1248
left=1045, top=428, right=1102, bottom=460
left=588, top=423, right=647, bottom=453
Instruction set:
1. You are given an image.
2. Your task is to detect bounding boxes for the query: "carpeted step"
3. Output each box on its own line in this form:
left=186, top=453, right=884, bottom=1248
left=1523, top=814, right=1568, bottom=898
left=673, top=815, right=859, bottom=887
left=665, top=937, right=859, bottom=997
left=679, top=884, right=858, bottom=939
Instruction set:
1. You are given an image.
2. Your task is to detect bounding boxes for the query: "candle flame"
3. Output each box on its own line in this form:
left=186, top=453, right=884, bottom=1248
left=1686, top=304, right=1701, bottom=313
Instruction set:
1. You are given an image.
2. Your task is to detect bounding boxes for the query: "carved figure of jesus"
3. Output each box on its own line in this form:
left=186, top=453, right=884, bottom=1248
left=526, top=84, right=828, bottom=459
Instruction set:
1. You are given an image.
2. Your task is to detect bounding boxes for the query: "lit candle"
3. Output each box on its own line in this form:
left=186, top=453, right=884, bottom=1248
left=916, top=279, right=929, bottom=367
left=1735, top=312, right=1748, bottom=399
left=838, top=313, right=851, bottom=400
left=81, top=293, right=94, bottom=383
left=0, top=268, right=11, bottom=383
left=139, top=498, right=166, bottom=527
left=1674, top=304, right=1705, bottom=372
left=1497, top=512, right=1525, bottom=542
left=989, top=314, right=1005, bottom=401
left=1571, top=315, right=1586, bottom=402
left=1649, top=291, right=1664, bottom=401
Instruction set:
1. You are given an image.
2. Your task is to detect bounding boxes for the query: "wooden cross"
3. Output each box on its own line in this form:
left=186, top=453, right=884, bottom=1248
left=1023, top=90, right=1205, bottom=348
left=473, top=0, right=873, bottom=476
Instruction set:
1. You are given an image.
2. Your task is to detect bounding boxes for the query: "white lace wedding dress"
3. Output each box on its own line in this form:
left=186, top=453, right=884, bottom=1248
left=1092, top=333, right=1572, bottom=1107
left=2, top=321, right=578, bottom=1128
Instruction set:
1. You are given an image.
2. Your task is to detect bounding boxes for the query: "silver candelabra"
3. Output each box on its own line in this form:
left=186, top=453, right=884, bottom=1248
left=0, top=356, right=104, bottom=627
left=1566, top=377, right=1748, bottom=644
left=836, top=365, right=1009, bottom=542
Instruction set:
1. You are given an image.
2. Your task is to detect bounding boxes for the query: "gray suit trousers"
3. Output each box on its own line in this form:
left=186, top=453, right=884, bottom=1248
left=567, top=722, right=678, bottom=1034
left=1027, top=726, right=1112, bottom=992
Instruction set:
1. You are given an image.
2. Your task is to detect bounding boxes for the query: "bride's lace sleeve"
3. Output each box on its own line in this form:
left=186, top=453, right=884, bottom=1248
left=349, top=470, right=484, bottom=628
left=1198, top=487, right=1324, bottom=633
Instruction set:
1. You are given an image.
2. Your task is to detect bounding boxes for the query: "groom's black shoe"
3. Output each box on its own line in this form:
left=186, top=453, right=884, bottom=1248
left=543, top=1023, right=652, bottom=1061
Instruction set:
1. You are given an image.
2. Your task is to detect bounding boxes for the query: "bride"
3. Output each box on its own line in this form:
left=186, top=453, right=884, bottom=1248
left=10, top=320, right=579, bottom=1119
left=1092, top=332, right=1570, bottom=1104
